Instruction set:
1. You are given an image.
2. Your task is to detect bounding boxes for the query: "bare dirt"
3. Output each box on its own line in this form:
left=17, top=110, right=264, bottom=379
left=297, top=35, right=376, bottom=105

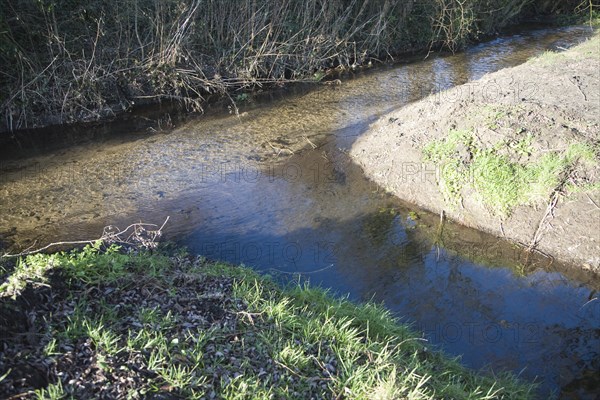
left=351, top=34, right=600, bottom=271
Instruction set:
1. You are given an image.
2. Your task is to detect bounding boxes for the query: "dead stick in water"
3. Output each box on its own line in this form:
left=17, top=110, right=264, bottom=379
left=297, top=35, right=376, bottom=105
left=304, top=136, right=318, bottom=149
left=437, top=210, right=445, bottom=237
left=267, top=141, right=294, bottom=156
left=435, top=210, right=445, bottom=261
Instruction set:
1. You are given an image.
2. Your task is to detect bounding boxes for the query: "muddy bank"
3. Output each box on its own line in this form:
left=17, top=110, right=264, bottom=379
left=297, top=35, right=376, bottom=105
left=351, top=34, right=600, bottom=271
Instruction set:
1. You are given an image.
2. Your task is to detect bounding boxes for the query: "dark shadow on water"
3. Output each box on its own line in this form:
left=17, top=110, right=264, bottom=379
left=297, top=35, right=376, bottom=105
left=180, top=200, right=600, bottom=399
left=160, top=146, right=600, bottom=399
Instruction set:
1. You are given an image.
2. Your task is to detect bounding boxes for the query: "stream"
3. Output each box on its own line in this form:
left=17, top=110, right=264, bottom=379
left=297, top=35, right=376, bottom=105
left=1, top=25, right=599, bottom=398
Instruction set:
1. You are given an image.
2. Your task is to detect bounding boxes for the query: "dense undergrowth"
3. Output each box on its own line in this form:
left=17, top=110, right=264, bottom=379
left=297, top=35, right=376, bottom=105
left=0, top=244, right=536, bottom=398
left=0, top=0, right=594, bottom=131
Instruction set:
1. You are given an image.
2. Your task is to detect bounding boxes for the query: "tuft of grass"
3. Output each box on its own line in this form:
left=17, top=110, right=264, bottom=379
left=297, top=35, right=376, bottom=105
left=34, top=380, right=66, bottom=400
left=482, top=106, right=509, bottom=130
left=471, top=149, right=525, bottom=216
left=423, top=131, right=599, bottom=217
left=423, top=129, right=473, bottom=206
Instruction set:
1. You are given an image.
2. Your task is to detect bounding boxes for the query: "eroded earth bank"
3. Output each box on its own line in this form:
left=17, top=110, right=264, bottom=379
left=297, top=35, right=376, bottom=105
left=351, top=34, right=600, bottom=271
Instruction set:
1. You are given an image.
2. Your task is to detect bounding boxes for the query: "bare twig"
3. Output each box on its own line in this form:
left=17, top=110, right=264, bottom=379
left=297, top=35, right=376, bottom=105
left=568, top=76, right=588, bottom=101
left=1, top=217, right=170, bottom=258
left=585, top=193, right=600, bottom=210
left=267, top=141, right=294, bottom=156
left=528, top=191, right=560, bottom=253
left=304, top=136, right=318, bottom=149
left=267, top=264, right=334, bottom=276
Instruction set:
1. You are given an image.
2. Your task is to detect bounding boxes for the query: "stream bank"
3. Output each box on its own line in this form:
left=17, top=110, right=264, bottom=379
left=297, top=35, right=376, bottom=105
left=0, top=245, right=535, bottom=399
left=351, top=34, right=600, bottom=271
left=1, top=0, right=591, bottom=132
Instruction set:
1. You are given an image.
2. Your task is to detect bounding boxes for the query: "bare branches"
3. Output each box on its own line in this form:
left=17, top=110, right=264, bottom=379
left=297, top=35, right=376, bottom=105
left=1, top=0, right=555, bottom=131
left=1, top=217, right=170, bottom=258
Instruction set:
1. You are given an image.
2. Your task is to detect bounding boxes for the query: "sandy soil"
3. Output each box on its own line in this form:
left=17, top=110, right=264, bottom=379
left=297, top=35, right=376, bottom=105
left=351, top=35, right=600, bottom=271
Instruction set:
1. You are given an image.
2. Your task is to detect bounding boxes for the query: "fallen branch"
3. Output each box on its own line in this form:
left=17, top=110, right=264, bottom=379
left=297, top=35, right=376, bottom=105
left=1, top=217, right=170, bottom=258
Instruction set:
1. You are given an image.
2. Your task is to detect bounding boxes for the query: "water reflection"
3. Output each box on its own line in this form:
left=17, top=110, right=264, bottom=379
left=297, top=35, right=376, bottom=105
left=182, top=145, right=600, bottom=397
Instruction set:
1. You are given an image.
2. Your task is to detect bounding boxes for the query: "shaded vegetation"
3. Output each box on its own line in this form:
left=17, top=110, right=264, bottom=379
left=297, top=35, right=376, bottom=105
left=0, top=0, right=592, bottom=131
left=0, top=244, right=536, bottom=398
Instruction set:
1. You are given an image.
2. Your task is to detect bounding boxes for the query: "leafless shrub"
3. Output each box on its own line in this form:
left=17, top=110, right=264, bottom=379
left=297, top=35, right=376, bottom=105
left=0, top=0, right=570, bottom=132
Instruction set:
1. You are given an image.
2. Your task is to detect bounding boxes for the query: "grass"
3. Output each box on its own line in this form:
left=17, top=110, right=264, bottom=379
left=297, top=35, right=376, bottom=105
left=0, top=244, right=536, bottom=399
left=532, top=32, right=600, bottom=66
left=423, top=131, right=598, bottom=217
left=423, top=129, right=473, bottom=207
left=34, top=381, right=65, bottom=400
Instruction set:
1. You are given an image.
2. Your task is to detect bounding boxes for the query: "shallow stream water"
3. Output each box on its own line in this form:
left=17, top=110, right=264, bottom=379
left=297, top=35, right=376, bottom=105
left=1, top=25, right=599, bottom=398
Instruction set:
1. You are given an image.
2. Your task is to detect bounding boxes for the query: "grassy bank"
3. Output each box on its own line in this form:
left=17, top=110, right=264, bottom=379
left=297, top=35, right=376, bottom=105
left=0, top=244, right=534, bottom=399
left=1, top=0, right=593, bottom=132
left=420, top=32, right=600, bottom=220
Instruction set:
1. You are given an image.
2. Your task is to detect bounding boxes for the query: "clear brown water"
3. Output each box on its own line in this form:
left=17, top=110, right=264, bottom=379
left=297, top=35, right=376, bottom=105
left=1, top=25, right=599, bottom=398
